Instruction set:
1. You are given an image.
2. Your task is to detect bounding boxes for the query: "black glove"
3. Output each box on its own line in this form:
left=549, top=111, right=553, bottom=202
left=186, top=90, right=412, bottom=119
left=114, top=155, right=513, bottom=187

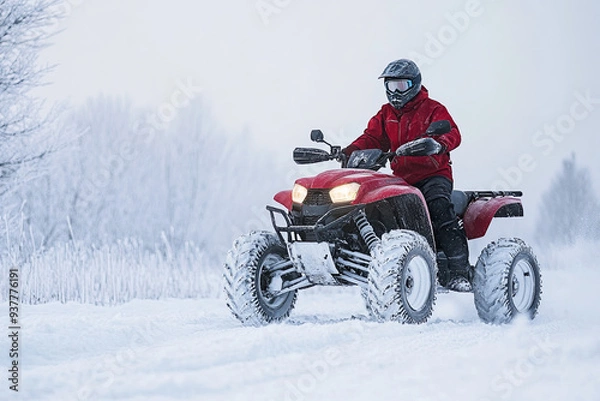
left=342, top=145, right=360, bottom=158
left=396, top=137, right=444, bottom=157
left=330, top=146, right=348, bottom=167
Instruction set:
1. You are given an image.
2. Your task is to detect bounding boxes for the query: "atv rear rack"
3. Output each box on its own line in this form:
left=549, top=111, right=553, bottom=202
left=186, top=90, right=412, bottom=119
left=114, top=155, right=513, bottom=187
left=468, top=191, right=523, bottom=199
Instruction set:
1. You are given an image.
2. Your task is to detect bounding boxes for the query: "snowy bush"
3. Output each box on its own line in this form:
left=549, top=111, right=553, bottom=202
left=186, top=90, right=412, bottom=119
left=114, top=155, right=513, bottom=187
left=0, top=237, right=222, bottom=305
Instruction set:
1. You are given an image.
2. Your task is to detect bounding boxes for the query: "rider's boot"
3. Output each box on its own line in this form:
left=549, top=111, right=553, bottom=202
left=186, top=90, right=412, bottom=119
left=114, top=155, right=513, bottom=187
left=444, top=253, right=473, bottom=292
left=436, top=223, right=472, bottom=292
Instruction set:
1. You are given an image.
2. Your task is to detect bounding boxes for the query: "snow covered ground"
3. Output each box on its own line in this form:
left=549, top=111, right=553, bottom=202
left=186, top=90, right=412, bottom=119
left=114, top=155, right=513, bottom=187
left=5, top=261, right=599, bottom=401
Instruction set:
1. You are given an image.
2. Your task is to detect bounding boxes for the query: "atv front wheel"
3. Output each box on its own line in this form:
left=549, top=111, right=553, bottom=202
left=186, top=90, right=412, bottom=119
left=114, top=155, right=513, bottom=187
left=224, top=231, right=297, bottom=326
left=473, top=238, right=542, bottom=324
left=365, top=230, right=437, bottom=324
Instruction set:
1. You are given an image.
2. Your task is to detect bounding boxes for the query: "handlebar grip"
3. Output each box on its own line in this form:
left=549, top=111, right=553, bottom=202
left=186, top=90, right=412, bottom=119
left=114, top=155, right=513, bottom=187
left=293, top=148, right=333, bottom=165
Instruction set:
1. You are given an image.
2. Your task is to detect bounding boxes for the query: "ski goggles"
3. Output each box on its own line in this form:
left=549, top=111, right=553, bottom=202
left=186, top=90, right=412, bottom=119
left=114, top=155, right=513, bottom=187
left=384, top=79, right=414, bottom=93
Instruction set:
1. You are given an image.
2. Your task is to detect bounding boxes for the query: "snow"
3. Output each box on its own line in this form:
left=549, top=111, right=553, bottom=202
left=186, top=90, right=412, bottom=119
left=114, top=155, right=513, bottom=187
left=7, top=264, right=600, bottom=401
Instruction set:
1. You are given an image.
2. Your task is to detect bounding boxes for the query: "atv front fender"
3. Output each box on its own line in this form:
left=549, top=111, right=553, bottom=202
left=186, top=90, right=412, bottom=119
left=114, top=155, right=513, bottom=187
left=355, top=185, right=425, bottom=205
left=274, top=190, right=293, bottom=211
left=463, top=197, right=523, bottom=239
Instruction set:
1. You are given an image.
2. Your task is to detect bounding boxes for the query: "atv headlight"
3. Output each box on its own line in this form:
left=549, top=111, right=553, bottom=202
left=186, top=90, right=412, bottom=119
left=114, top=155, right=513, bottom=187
left=329, top=183, right=361, bottom=203
left=292, top=184, right=308, bottom=204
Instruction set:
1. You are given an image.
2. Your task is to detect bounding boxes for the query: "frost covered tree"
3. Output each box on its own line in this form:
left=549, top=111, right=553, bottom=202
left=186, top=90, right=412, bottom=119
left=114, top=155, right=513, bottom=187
left=22, top=94, right=285, bottom=262
left=535, top=154, right=600, bottom=245
left=0, top=1, right=68, bottom=256
left=0, top=1, right=62, bottom=195
left=20, top=96, right=138, bottom=246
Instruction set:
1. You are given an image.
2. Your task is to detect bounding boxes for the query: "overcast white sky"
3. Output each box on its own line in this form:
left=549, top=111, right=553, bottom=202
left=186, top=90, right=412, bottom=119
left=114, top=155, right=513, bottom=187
left=37, top=0, right=600, bottom=224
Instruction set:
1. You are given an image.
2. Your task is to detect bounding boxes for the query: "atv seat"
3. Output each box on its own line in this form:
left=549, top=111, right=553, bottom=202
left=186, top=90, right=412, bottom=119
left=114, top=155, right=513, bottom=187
left=451, top=190, right=472, bottom=217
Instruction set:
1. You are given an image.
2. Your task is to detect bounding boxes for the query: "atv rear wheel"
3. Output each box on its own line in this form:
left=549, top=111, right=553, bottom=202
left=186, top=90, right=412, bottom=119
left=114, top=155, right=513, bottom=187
left=365, top=230, right=437, bottom=324
left=473, top=238, right=542, bottom=324
left=224, top=231, right=297, bottom=326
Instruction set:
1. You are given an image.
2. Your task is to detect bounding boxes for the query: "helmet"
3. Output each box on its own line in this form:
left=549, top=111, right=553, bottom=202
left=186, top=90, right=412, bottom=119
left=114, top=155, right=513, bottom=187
left=379, top=59, right=422, bottom=109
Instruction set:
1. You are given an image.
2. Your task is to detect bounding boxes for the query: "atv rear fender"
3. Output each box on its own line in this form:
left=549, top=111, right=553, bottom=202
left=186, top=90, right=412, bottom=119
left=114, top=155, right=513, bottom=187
left=463, top=197, right=523, bottom=239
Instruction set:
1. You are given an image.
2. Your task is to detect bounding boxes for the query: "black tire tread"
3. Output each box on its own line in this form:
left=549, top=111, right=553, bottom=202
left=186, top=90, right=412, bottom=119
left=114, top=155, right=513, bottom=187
left=365, top=230, right=437, bottom=324
left=474, top=238, right=542, bottom=324
left=223, top=231, right=297, bottom=326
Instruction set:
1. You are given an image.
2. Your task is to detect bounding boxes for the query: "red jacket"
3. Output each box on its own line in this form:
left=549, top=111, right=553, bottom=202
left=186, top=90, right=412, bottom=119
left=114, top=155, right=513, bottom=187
left=346, top=87, right=461, bottom=185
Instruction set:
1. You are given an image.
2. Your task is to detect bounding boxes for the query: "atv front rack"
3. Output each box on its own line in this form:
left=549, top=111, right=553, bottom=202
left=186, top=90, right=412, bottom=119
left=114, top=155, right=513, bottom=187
left=267, top=204, right=362, bottom=244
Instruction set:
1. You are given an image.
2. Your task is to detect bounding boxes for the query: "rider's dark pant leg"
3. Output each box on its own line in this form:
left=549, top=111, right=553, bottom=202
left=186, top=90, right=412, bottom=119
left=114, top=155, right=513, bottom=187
left=414, top=176, right=469, bottom=274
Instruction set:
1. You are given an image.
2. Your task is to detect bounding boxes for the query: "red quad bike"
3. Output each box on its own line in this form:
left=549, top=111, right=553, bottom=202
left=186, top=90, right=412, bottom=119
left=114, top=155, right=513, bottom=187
left=224, top=121, right=542, bottom=326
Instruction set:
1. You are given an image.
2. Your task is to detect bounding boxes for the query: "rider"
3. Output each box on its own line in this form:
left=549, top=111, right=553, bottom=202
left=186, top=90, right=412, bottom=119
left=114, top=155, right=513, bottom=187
left=342, top=59, right=471, bottom=291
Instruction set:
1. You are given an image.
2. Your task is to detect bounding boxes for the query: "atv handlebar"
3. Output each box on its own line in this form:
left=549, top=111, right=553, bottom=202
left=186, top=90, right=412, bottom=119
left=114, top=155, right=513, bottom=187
left=293, top=146, right=346, bottom=165
left=295, top=120, right=452, bottom=167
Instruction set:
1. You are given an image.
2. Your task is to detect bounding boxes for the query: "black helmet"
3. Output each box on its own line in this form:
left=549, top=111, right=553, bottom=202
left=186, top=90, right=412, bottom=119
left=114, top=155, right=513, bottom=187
left=379, top=59, right=422, bottom=109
